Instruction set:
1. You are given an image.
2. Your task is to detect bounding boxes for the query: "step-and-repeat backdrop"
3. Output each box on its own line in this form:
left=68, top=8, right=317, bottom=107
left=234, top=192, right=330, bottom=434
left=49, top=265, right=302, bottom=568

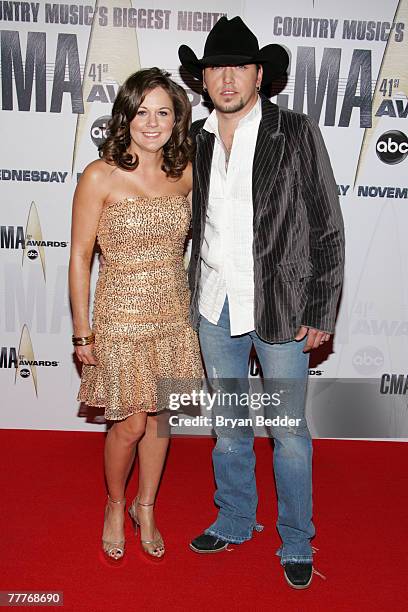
left=1, top=0, right=407, bottom=437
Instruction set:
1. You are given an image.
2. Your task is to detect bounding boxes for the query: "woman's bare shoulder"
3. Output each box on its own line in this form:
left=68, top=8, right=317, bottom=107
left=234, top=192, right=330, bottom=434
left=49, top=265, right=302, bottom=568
left=74, top=159, right=118, bottom=207
left=184, top=161, right=193, bottom=177
left=80, top=158, right=116, bottom=184
left=182, top=162, right=193, bottom=192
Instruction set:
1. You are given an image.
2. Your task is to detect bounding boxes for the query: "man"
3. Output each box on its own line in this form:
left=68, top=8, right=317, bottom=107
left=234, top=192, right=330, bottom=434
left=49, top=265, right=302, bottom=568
left=178, top=16, right=344, bottom=589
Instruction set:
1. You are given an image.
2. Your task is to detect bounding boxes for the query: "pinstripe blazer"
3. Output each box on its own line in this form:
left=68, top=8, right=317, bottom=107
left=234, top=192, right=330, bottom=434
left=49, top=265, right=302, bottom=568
left=188, top=95, right=345, bottom=343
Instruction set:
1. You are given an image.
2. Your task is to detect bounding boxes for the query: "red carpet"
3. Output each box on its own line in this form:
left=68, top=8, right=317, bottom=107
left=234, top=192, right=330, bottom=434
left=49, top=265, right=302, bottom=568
left=1, top=431, right=407, bottom=611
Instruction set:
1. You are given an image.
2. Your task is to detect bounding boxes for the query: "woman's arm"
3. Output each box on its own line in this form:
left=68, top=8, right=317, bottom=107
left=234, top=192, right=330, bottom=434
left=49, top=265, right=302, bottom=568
left=69, top=161, right=106, bottom=364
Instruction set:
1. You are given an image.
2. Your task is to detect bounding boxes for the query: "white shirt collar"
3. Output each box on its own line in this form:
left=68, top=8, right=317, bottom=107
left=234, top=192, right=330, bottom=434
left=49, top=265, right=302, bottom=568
left=203, top=96, right=261, bottom=138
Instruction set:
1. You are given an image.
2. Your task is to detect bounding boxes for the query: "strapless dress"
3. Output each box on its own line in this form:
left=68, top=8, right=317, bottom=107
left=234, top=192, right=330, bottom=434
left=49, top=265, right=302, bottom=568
left=77, top=195, right=202, bottom=420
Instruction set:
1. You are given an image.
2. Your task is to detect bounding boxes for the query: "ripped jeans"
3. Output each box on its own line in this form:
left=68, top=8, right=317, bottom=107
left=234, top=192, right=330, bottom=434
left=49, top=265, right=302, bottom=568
left=198, top=297, right=315, bottom=564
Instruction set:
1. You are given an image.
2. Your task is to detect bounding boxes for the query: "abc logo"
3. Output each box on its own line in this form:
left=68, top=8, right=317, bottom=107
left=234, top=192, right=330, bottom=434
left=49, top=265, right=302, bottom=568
left=376, top=131, right=408, bottom=164
left=20, top=368, right=30, bottom=378
left=352, top=346, right=384, bottom=375
left=27, top=249, right=38, bottom=260
left=90, top=116, right=111, bottom=147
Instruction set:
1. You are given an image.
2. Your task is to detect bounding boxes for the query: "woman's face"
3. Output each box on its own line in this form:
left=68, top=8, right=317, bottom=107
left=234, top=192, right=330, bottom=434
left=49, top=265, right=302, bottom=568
left=129, top=86, right=175, bottom=154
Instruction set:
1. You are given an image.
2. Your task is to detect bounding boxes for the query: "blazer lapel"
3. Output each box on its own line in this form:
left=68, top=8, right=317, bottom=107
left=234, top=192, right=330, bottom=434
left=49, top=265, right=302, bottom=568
left=195, top=129, right=215, bottom=226
left=253, top=98, right=285, bottom=224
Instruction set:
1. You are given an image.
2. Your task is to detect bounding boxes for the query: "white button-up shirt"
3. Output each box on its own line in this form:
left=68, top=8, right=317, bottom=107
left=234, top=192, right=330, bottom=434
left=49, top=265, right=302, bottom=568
left=198, top=97, right=262, bottom=336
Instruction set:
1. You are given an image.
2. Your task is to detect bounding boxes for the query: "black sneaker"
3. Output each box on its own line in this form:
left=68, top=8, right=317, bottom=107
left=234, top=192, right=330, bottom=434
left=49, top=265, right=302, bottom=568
left=284, top=563, right=313, bottom=589
left=189, top=533, right=229, bottom=554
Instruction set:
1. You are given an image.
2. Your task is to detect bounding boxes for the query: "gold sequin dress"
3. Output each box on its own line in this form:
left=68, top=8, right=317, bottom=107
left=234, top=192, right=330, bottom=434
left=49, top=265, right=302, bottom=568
left=78, top=195, right=202, bottom=420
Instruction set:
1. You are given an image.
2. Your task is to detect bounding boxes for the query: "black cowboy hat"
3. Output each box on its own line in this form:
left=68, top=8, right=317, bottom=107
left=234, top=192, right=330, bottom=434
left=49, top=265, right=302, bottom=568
left=178, top=16, right=289, bottom=84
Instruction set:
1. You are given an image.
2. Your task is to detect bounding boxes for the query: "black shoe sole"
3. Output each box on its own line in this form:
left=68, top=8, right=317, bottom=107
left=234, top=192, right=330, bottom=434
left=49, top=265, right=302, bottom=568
left=284, top=571, right=313, bottom=590
left=189, top=542, right=229, bottom=554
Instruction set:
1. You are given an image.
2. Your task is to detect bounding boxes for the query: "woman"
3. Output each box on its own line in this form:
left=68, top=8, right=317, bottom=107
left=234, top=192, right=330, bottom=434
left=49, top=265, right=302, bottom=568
left=69, top=68, right=202, bottom=561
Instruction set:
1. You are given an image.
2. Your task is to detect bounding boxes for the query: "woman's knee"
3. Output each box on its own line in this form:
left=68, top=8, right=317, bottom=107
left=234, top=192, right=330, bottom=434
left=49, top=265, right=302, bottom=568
left=113, top=413, right=147, bottom=444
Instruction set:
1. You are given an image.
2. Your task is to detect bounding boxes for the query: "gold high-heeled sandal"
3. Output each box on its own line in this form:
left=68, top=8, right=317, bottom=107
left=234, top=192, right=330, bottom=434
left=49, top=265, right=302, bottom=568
left=128, top=497, right=165, bottom=559
left=102, top=495, right=126, bottom=561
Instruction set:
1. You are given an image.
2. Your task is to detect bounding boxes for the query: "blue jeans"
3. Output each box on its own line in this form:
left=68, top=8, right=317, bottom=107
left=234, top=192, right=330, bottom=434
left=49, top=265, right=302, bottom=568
left=199, top=298, right=315, bottom=564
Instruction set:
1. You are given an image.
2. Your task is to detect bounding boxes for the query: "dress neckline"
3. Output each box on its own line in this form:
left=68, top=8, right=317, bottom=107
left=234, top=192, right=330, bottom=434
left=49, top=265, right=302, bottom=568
left=104, top=194, right=188, bottom=209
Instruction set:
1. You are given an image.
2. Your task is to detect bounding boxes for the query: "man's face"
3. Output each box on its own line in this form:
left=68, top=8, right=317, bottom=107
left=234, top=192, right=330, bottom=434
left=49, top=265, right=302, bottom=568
left=203, top=64, right=262, bottom=115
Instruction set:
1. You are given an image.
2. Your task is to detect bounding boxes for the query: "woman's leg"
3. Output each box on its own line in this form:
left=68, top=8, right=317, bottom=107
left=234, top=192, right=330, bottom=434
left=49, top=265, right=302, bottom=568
left=103, top=412, right=147, bottom=551
left=135, top=413, right=169, bottom=551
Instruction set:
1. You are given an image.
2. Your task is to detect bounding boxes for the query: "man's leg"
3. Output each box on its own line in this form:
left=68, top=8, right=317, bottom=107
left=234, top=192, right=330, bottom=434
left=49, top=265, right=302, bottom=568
left=251, top=333, right=315, bottom=570
left=191, top=298, right=260, bottom=549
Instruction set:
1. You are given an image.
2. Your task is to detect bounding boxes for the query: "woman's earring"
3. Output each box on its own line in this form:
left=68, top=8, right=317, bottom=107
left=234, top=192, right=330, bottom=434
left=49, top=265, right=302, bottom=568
left=202, top=85, right=207, bottom=92
left=256, top=85, right=260, bottom=92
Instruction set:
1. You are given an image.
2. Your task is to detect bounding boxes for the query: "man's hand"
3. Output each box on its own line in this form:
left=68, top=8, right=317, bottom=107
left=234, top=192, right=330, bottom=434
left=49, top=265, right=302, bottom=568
left=295, top=326, right=331, bottom=352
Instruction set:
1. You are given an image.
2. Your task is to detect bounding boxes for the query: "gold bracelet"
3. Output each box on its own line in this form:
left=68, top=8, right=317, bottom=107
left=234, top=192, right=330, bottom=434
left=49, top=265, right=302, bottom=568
left=72, top=333, right=95, bottom=346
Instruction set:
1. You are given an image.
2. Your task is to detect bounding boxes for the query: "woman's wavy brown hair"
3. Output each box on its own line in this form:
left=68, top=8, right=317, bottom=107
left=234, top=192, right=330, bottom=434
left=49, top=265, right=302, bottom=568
left=99, top=67, right=192, bottom=178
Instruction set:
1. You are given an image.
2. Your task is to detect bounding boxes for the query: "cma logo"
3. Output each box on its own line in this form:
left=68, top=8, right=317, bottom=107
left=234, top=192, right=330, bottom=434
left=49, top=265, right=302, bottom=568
left=0, top=202, right=68, bottom=280
left=0, top=228, right=67, bottom=250
left=380, top=373, right=408, bottom=395
left=0, top=325, right=59, bottom=397
left=376, top=131, right=408, bottom=164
